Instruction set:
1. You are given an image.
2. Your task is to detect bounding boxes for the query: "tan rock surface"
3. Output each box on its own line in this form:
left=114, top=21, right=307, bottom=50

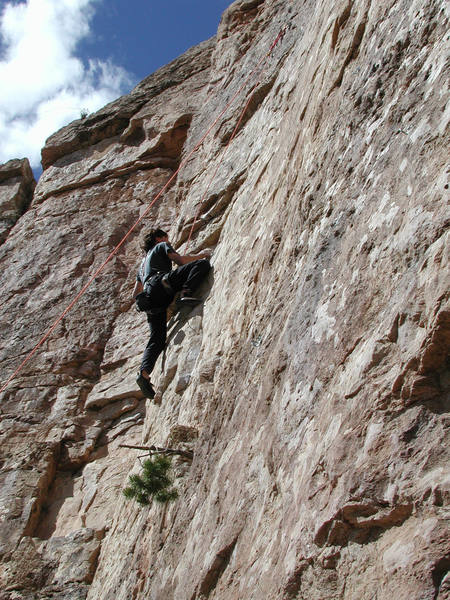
left=0, top=0, right=449, bottom=599
left=0, top=158, right=36, bottom=244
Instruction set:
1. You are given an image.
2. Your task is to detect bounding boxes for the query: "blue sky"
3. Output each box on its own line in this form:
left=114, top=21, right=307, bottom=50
left=82, top=0, right=231, bottom=83
left=0, top=0, right=231, bottom=175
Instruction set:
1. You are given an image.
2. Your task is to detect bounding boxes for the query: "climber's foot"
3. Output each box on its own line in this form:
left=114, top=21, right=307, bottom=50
left=178, top=290, right=202, bottom=305
left=136, top=372, right=155, bottom=399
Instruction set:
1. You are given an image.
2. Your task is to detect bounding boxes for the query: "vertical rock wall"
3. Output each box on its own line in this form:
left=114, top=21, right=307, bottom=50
left=0, top=159, right=35, bottom=244
left=0, top=1, right=448, bottom=599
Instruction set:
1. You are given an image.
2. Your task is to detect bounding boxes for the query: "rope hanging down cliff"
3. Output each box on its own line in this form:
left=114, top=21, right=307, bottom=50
left=0, top=29, right=286, bottom=396
left=184, top=27, right=286, bottom=248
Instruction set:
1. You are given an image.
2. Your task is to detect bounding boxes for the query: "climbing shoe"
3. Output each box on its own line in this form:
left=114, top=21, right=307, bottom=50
left=179, top=290, right=201, bottom=304
left=136, top=372, right=155, bottom=399
left=179, top=295, right=201, bottom=303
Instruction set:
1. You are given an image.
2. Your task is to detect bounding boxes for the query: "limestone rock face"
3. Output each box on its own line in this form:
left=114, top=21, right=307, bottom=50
left=0, top=1, right=448, bottom=599
left=0, top=158, right=36, bottom=243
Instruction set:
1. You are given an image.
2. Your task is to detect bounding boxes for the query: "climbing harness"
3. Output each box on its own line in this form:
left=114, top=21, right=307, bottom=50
left=0, top=29, right=286, bottom=396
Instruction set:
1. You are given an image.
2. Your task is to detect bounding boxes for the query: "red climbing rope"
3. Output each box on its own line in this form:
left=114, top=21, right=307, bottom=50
left=0, top=29, right=285, bottom=396
left=186, top=28, right=286, bottom=251
left=184, top=80, right=261, bottom=249
left=185, top=29, right=286, bottom=248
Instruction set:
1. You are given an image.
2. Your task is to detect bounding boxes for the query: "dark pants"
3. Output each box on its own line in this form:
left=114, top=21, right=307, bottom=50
left=140, top=259, right=210, bottom=376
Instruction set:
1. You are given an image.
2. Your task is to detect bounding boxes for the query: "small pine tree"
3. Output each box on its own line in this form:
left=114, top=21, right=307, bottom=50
left=123, top=455, right=179, bottom=506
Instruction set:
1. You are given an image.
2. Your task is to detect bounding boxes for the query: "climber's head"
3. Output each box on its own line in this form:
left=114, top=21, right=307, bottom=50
left=142, top=228, right=168, bottom=252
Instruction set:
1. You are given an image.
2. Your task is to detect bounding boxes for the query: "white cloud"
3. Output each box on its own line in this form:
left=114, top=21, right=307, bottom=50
left=0, top=0, right=134, bottom=168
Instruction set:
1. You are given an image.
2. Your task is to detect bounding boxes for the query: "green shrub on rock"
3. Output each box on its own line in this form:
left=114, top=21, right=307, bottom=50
left=123, top=455, right=179, bottom=506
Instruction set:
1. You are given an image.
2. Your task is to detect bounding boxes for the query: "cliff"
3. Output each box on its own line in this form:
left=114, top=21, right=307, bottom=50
left=0, top=0, right=448, bottom=599
left=0, top=158, right=36, bottom=244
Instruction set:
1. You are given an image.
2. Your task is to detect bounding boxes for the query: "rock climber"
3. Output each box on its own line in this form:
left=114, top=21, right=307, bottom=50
left=132, top=228, right=211, bottom=399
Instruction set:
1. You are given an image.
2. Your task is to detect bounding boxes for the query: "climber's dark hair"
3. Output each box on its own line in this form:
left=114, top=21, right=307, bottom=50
left=142, top=229, right=168, bottom=252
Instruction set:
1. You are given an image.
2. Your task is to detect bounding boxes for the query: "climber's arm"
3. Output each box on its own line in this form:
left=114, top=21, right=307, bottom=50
left=167, top=250, right=210, bottom=266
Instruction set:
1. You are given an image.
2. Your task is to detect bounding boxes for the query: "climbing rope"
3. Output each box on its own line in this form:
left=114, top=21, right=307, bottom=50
left=184, top=27, right=286, bottom=248
left=0, top=29, right=286, bottom=396
left=185, top=65, right=270, bottom=248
